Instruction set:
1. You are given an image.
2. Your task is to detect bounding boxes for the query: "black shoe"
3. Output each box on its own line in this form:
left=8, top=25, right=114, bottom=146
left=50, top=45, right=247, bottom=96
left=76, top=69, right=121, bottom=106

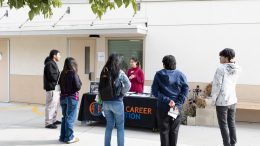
left=54, top=121, right=62, bottom=125
left=45, top=124, right=57, bottom=129
left=59, top=139, right=65, bottom=143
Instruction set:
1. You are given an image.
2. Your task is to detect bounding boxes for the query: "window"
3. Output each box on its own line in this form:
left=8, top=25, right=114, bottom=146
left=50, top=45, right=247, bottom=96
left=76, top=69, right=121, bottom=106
left=85, top=46, right=90, bottom=74
left=108, top=40, right=143, bottom=72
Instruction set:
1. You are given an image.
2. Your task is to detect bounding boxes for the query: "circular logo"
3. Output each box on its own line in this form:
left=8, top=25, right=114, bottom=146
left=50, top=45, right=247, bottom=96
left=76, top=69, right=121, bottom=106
left=89, top=102, right=102, bottom=116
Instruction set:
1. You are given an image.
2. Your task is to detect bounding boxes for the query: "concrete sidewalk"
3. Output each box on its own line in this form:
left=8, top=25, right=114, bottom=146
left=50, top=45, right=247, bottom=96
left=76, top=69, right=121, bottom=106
left=0, top=103, right=259, bottom=146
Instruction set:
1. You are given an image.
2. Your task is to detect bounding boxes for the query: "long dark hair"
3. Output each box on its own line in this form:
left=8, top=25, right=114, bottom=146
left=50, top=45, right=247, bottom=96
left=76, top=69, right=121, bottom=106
left=59, top=57, right=78, bottom=88
left=62, top=57, right=78, bottom=73
left=103, top=53, right=123, bottom=81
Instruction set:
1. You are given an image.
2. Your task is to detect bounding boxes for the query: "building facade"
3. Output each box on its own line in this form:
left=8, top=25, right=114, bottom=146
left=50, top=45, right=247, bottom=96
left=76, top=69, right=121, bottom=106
left=0, top=1, right=260, bottom=121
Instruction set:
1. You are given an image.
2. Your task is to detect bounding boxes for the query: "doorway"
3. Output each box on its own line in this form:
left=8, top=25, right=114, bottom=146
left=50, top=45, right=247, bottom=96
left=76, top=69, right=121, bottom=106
left=68, top=38, right=96, bottom=99
left=0, top=39, right=9, bottom=102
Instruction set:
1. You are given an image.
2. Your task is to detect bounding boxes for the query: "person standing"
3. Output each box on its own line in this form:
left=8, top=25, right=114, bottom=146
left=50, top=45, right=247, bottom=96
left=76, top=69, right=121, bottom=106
left=59, top=57, right=82, bottom=144
left=211, top=48, right=241, bottom=146
left=43, top=49, right=62, bottom=129
left=152, top=55, right=189, bottom=146
left=99, top=54, right=131, bottom=146
left=127, top=57, right=144, bottom=93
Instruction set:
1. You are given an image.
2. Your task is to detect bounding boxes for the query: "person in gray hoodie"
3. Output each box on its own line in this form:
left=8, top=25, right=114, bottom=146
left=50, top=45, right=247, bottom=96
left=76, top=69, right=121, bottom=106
left=211, top=48, right=241, bottom=146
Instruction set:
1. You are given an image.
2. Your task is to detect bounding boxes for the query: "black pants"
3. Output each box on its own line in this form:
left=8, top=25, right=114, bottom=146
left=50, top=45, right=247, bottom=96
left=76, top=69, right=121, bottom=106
left=216, top=104, right=237, bottom=146
left=158, top=107, right=182, bottom=146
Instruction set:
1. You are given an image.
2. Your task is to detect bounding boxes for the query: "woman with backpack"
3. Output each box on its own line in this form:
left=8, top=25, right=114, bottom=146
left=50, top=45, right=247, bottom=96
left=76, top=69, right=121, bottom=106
left=99, top=54, right=131, bottom=146
left=59, top=57, right=82, bottom=144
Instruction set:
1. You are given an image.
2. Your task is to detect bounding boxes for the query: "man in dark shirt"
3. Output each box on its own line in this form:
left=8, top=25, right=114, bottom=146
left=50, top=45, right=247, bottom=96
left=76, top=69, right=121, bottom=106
left=43, top=49, right=61, bottom=129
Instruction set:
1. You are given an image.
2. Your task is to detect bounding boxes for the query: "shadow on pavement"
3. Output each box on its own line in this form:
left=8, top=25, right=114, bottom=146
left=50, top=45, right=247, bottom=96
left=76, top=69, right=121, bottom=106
left=0, top=140, right=62, bottom=146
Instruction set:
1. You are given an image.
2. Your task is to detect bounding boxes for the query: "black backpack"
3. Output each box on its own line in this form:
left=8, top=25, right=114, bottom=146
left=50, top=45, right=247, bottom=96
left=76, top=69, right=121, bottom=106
left=99, top=67, right=117, bottom=101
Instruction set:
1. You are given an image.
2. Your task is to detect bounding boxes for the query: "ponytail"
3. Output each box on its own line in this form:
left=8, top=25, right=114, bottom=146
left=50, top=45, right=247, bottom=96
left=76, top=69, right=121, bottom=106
left=131, top=57, right=141, bottom=67
left=136, top=61, right=140, bottom=67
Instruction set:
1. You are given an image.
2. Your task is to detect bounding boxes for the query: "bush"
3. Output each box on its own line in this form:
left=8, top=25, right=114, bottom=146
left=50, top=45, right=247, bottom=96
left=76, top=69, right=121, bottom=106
left=196, top=96, right=207, bottom=108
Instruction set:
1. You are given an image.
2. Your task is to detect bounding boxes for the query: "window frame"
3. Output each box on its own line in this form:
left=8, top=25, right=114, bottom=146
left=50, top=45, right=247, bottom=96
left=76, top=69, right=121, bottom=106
left=106, top=37, right=146, bottom=73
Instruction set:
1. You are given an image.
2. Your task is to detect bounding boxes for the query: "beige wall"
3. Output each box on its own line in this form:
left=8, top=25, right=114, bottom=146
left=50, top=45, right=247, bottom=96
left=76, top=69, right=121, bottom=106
left=236, top=109, right=260, bottom=123
left=10, top=36, right=67, bottom=75
left=0, top=39, right=9, bottom=102
left=68, top=38, right=96, bottom=103
left=10, top=74, right=90, bottom=105
left=10, top=75, right=45, bottom=104
left=96, top=37, right=106, bottom=79
left=9, top=36, right=68, bottom=104
left=9, top=36, right=100, bottom=104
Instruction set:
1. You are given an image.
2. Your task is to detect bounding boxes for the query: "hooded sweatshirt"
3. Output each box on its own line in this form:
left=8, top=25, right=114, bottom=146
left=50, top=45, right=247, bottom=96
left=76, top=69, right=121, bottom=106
left=151, top=69, right=189, bottom=110
left=43, top=57, right=60, bottom=91
left=59, top=70, right=82, bottom=101
left=211, top=63, right=241, bottom=106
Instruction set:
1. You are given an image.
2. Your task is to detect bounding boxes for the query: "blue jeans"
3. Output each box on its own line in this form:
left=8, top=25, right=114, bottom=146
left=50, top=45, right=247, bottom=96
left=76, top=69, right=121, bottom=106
left=103, top=101, right=125, bottom=146
left=59, top=97, right=78, bottom=142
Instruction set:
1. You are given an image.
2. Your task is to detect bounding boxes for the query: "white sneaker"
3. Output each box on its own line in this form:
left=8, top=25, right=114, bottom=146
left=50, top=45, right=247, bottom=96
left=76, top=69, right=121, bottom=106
left=66, top=137, right=79, bottom=144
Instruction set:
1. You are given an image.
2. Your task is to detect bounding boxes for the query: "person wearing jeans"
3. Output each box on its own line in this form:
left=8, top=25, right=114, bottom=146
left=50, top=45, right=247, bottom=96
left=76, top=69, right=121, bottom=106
left=99, top=54, right=131, bottom=146
left=60, top=96, right=78, bottom=142
left=103, top=101, right=125, bottom=146
left=211, top=48, right=241, bottom=146
left=59, top=57, right=82, bottom=144
left=152, top=55, right=189, bottom=146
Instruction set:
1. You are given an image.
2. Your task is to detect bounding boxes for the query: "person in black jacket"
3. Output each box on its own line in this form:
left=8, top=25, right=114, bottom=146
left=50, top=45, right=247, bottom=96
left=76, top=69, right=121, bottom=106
left=59, top=57, right=82, bottom=144
left=43, top=49, right=61, bottom=129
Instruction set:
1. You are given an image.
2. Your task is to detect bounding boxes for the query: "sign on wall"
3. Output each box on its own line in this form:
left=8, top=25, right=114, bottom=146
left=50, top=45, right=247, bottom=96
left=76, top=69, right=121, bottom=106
left=97, top=52, right=105, bottom=62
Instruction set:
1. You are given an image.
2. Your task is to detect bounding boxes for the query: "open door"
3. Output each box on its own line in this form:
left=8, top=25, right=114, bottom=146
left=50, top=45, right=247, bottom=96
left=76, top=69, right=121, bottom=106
left=0, top=39, right=9, bottom=102
left=68, top=38, right=96, bottom=100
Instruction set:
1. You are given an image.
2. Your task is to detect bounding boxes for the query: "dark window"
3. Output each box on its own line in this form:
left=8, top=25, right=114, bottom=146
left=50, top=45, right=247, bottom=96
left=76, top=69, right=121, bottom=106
left=108, top=40, right=143, bottom=72
left=85, top=46, right=90, bottom=74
